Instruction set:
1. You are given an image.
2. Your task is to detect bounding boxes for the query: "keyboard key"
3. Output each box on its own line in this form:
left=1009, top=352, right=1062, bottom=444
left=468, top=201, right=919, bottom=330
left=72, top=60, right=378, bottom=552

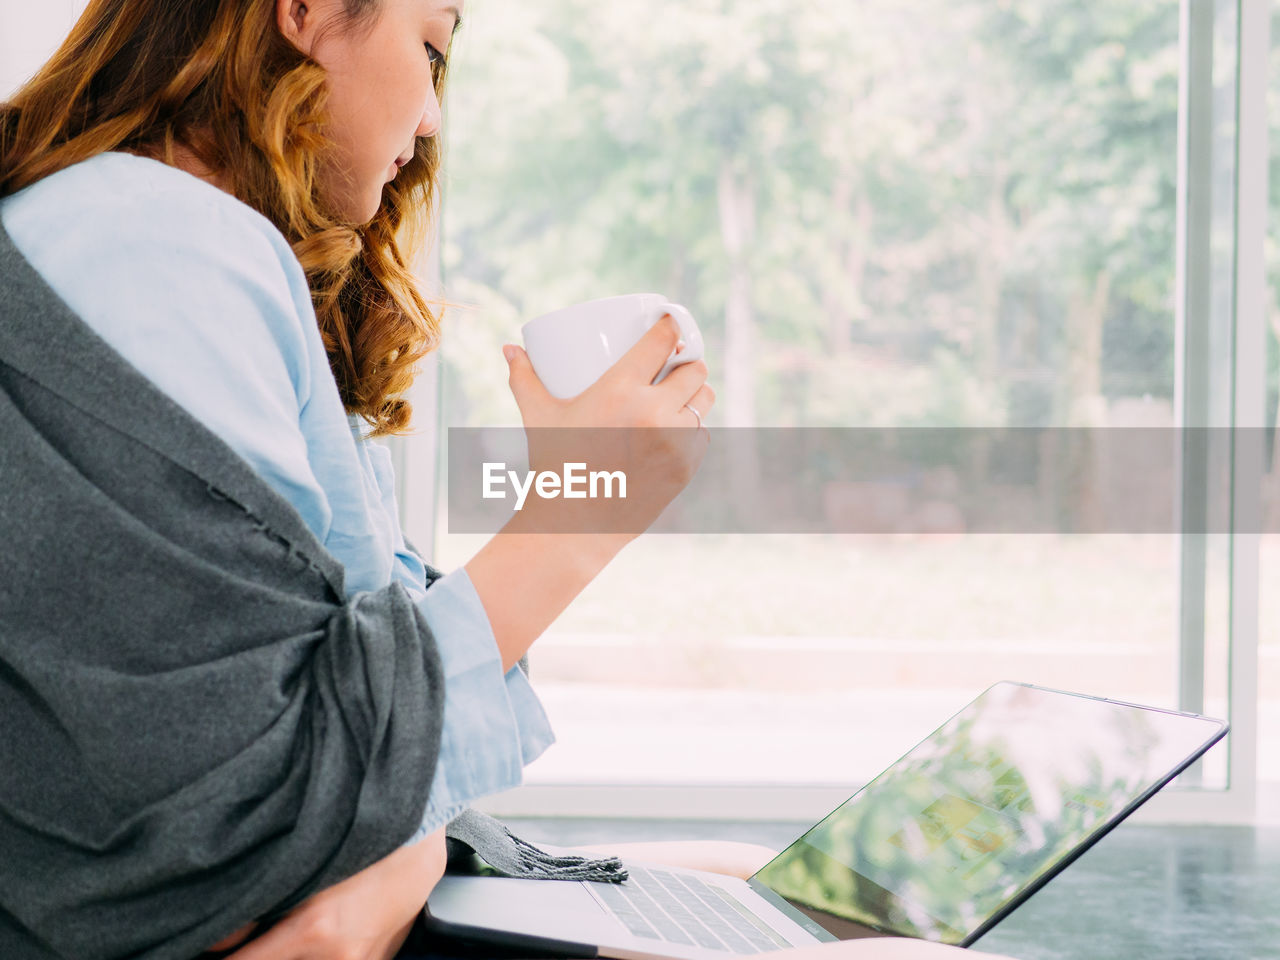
left=592, top=882, right=662, bottom=940
left=673, top=878, right=776, bottom=951
left=651, top=873, right=758, bottom=954
left=620, top=885, right=696, bottom=946
left=593, top=866, right=791, bottom=955
left=703, top=885, right=794, bottom=950
left=624, top=881, right=727, bottom=951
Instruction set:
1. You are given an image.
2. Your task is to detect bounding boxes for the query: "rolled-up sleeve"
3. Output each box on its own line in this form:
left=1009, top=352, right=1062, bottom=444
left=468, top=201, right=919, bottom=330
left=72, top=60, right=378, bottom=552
left=397, top=565, right=555, bottom=843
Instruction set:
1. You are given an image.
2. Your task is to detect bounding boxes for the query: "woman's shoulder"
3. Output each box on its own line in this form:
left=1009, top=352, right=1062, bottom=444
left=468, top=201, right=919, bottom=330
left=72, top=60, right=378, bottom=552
left=0, top=150, right=322, bottom=401
left=1, top=150, right=307, bottom=297
left=4, top=151, right=281, bottom=232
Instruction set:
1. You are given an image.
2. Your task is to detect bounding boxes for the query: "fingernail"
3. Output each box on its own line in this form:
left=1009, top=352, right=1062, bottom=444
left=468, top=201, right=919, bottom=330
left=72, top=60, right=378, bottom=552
left=676, top=339, right=687, bottom=352
left=502, top=345, right=516, bottom=363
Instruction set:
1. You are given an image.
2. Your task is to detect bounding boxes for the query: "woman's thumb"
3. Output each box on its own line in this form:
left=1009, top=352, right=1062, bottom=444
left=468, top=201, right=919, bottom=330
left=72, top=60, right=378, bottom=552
left=503, top=344, right=544, bottom=406
left=503, top=343, right=529, bottom=376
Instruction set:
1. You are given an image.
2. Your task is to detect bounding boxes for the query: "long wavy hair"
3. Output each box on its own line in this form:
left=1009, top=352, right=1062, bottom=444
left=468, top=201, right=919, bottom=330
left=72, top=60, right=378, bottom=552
left=0, top=0, right=448, bottom=437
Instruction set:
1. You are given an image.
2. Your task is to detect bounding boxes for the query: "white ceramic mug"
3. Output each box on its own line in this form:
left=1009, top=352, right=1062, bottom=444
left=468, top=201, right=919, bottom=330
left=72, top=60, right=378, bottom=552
left=521, top=293, right=705, bottom=400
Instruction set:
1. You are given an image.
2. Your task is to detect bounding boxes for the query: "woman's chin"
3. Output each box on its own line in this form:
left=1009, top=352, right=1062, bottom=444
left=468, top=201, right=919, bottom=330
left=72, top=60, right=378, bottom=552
left=361, top=184, right=388, bottom=222
left=325, top=181, right=384, bottom=226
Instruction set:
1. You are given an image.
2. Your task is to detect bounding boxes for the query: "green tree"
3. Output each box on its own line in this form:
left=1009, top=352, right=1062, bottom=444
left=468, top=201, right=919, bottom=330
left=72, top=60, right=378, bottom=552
left=440, top=0, right=1182, bottom=440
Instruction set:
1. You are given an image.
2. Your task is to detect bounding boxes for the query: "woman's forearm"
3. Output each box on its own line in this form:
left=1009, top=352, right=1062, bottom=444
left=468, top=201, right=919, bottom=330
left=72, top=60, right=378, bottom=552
left=464, top=507, right=631, bottom=672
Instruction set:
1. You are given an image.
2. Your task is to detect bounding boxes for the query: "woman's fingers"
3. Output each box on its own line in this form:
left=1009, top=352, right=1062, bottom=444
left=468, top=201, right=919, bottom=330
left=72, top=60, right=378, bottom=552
left=657, top=355, right=710, bottom=397
left=205, top=922, right=259, bottom=953
left=218, top=909, right=401, bottom=960
left=220, top=915, right=302, bottom=960
left=684, top=383, right=716, bottom=421
left=604, top=313, right=684, bottom=386
left=504, top=343, right=557, bottom=419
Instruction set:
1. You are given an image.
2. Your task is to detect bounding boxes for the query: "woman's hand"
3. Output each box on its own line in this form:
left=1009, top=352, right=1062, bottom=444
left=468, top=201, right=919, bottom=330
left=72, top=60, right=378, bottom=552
left=504, top=313, right=716, bottom=538
left=466, top=314, right=716, bottom=671
left=215, top=826, right=448, bottom=960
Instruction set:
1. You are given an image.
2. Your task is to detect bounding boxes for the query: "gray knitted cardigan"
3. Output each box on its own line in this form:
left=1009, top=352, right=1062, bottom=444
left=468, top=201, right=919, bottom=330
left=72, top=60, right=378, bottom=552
left=0, top=213, right=447, bottom=958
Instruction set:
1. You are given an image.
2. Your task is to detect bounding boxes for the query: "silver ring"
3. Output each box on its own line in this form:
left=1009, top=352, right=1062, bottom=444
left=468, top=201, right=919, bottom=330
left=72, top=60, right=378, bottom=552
left=683, top=402, right=703, bottom=430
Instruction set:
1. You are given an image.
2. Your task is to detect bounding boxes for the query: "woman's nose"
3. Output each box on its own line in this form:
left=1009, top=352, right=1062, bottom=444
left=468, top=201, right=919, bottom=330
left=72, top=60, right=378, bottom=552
left=416, top=87, right=442, bottom=139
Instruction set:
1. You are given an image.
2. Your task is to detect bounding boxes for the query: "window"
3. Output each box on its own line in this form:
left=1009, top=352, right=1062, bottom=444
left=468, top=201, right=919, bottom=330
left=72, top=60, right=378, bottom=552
left=421, top=0, right=1267, bottom=819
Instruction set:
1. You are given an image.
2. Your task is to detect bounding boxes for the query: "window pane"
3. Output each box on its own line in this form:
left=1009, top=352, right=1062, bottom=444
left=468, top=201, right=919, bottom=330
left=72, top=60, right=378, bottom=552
left=437, top=0, right=1230, bottom=789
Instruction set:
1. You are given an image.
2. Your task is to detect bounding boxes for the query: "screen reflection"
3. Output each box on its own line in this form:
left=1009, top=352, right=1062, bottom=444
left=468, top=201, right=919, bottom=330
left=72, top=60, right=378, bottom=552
left=752, top=683, right=1226, bottom=944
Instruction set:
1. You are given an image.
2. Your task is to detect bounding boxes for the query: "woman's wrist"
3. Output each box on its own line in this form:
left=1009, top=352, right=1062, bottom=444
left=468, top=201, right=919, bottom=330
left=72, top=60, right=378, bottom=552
left=465, top=504, right=631, bottom=671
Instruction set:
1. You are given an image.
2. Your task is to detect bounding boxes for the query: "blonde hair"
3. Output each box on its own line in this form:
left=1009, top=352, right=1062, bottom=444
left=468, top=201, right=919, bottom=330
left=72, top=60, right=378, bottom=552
left=0, top=0, right=448, bottom=436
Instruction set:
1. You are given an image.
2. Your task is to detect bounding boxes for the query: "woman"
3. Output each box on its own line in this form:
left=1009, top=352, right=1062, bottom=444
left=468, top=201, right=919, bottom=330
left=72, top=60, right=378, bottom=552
left=0, top=1, right=1016, bottom=959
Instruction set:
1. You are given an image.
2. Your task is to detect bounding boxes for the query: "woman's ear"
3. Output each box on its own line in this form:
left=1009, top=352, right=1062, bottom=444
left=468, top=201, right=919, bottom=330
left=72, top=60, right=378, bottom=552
left=276, top=0, right=314, bottom=55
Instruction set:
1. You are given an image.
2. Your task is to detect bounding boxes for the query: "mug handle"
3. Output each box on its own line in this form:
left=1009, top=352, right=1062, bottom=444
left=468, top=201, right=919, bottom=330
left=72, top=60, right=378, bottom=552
left=652, top=302, right=705, bottom=385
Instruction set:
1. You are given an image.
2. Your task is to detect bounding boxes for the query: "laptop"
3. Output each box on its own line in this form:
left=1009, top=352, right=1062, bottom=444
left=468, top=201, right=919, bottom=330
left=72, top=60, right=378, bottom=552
left=423, top=681, right=1228, bottom=958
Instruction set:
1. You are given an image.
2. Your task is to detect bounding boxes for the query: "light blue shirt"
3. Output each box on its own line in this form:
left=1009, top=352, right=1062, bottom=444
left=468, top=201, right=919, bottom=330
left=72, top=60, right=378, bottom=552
left=0, top=150, right=552, bottom=843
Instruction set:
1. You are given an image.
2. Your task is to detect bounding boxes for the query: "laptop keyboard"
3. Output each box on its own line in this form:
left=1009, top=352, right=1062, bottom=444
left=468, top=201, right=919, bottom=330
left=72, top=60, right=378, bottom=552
left=590, top=866, right=794, bottom=954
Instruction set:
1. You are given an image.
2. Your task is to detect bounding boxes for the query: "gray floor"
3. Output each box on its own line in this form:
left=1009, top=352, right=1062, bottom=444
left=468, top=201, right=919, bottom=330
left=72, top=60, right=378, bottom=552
left=504, top=819, right=1280, bottom=960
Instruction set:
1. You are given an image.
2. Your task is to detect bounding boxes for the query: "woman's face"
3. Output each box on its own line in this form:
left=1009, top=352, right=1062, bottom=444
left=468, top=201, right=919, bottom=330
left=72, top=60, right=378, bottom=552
left=277, top=0, right=462, bottom=223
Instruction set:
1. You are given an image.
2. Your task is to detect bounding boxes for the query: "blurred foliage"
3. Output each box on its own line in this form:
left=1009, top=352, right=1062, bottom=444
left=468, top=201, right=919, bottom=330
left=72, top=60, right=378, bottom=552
left=439, top=0, right=1189, bottom=430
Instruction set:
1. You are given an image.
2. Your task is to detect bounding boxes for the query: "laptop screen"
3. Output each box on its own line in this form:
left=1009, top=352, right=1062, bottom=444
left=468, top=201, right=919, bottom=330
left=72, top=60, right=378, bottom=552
left=751, top=682, right=1227, bottom=946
